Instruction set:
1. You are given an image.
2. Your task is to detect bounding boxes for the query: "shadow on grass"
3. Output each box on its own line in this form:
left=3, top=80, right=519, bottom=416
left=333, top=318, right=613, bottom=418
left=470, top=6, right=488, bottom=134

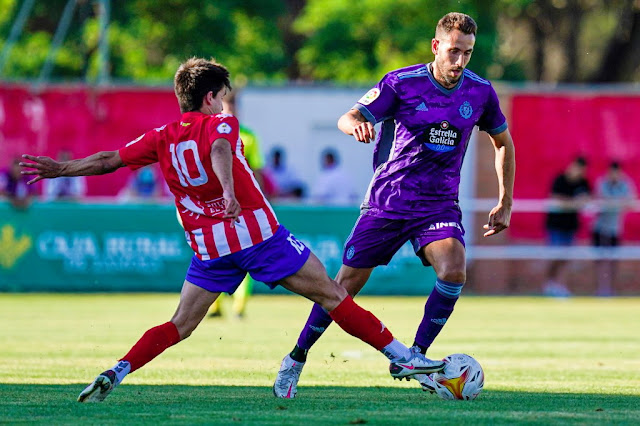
left=1, top=384, right=638, bottom=425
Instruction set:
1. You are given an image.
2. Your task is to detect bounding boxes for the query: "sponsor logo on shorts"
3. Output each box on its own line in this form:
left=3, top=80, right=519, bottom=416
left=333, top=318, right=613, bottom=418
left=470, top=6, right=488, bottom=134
left=459, top=101, right=473, bottom=119
left=346, top=245, right=356, bottom=260
left=423, top=121, right=462, bottom=153
left=431, top=318, right=447, bottom=325
left=309, top=325, right=326, bottom=333
left=428, top=222, right=462, bottom=231
left=358, top=88, right=380, bottom=105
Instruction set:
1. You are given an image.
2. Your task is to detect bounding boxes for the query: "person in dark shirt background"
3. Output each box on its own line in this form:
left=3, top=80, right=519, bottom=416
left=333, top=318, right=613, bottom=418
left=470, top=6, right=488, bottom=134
left=543, top=156, right=591, bottom=297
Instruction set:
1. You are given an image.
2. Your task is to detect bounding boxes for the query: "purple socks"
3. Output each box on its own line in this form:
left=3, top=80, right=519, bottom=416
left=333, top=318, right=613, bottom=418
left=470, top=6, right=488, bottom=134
left=414, top=278, right=463, bottom=350
left=296, top=303, right=334, bottom=350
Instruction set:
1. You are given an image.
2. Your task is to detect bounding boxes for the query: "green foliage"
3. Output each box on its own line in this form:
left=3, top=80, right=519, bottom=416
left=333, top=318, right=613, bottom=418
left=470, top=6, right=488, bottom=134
left=294, top=0, right=501, bottom=82
left=0, top=0, right=288, bottom=84
left=0, top=0, right=631, bottom=83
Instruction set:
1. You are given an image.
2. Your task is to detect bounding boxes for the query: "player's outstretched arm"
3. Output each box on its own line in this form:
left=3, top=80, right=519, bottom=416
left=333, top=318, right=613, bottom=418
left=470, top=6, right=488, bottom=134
left=483, top=129, right=515, bottom=237
left=338, top=109, right=376, bottom=143
left=20, top=151, right=125, bottom=185
left=210, top=138, right=241, bottom=226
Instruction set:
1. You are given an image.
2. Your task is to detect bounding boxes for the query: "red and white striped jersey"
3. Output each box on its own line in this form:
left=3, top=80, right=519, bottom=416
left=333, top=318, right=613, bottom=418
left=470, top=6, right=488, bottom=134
left=119, top=111, right=279, bottom=260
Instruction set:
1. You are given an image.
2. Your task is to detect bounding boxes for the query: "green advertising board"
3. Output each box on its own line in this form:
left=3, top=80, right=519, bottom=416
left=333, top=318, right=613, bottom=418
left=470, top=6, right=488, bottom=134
left=0, top=202, right=435, bottom=295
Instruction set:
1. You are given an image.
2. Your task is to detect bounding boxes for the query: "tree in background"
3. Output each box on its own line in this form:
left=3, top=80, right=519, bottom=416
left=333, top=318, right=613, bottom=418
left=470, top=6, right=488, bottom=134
left=496, top=0, right=640, bottom=82
left=0, top=0, right=638, bottom=83
left=293, top=0, right=501, bottom=83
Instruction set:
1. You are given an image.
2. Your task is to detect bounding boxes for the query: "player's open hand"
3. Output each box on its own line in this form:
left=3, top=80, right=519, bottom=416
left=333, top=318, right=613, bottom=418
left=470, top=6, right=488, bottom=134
left=353, top=122, right=376, bottom=143
left=222, top=190, right=241, bottom=228
left=483, top=203, right=512, bottom=237
left=19, top=154, right=62, bottom=184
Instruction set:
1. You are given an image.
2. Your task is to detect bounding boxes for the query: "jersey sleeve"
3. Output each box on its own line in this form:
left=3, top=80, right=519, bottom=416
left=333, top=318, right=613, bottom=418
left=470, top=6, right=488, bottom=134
left=478, top=85, right=508, bottom=135
left=118, top=130, right=161, bottom=170
left=352, top=75, right=399, bottom=124
left=210, top=114, right=241, bottom=152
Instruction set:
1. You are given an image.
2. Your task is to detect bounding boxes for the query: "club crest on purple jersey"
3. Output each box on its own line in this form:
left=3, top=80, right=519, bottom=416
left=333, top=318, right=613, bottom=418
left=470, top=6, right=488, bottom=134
left=459, top=101, right=473, bottom=119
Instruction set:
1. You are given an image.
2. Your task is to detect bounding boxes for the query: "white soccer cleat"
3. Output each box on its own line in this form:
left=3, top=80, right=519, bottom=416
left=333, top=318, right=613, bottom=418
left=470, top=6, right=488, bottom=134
left=413, top=373, right=438, bottom=394
left=77, top=370, right=118, bottom=403
left=389, top=346, right=445, bottom=379
left=273, top=354, right=305, bottom=399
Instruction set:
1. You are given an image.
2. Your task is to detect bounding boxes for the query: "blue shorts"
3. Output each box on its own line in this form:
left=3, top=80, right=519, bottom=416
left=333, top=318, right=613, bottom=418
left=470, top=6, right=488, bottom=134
left=343, top=202, right=465, bottom=268
left=185, top=225, right=310, bottom=293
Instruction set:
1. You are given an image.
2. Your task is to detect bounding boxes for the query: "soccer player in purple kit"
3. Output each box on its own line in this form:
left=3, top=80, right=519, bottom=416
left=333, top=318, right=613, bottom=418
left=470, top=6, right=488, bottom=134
left=274, top=12, right=515, bottom=398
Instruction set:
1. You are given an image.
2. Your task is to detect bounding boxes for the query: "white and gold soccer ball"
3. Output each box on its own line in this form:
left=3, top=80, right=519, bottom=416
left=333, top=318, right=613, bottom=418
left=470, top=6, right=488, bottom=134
left=429, top=353, right=484, bottom=400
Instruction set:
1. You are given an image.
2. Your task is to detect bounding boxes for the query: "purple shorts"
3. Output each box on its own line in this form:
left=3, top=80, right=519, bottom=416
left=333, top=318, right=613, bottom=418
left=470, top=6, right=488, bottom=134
left=185, top=225, right=310, bottom=293
left=343, top=202, right=465, bottom=268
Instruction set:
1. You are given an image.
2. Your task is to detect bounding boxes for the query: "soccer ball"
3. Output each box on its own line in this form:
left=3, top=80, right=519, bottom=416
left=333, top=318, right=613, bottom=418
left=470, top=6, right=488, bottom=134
left=429, top=353, right=484, bottom=400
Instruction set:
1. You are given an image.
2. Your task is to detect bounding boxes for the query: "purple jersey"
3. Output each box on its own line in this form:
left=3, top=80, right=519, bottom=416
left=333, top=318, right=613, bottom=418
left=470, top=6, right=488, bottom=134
left=354, top=63, right=507, bottom=219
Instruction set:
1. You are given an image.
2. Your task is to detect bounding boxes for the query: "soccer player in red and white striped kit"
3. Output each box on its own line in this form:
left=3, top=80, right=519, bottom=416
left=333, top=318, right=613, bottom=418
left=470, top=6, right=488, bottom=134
left=20, top=57, right=444, bottom=402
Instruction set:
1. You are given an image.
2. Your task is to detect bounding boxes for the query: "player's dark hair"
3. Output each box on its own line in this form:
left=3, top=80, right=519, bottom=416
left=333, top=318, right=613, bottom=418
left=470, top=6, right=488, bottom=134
left=436, top=12, right=477, bottom=38
left=174, top=57, right=232, bottom=113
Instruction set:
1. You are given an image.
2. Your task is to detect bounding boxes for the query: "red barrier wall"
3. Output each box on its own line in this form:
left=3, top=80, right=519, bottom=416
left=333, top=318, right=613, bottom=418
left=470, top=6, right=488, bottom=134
left=1, top=84, right=638, bottom=241
left=0, top=84, right=178, bottom=196
left=510, top=92, right=640, bottom=241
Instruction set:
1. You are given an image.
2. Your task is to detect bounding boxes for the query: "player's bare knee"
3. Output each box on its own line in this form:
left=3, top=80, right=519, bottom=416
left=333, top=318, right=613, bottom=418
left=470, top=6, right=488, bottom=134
left=316, top=280, right=346, bottom=311
left=437, top=268, right=466, bottom=284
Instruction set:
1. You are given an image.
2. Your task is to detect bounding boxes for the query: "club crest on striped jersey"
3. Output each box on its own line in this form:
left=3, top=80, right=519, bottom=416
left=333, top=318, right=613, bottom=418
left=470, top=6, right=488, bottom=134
left=217, top=122, right=232, bottom=134
left=359, top=88, right=380, bottom=105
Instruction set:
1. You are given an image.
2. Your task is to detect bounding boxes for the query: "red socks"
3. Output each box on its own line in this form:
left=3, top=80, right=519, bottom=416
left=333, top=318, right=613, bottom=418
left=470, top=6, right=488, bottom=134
left=328, top=295, right=393, bottom=351
left=121, top=321, right=181, bottom=372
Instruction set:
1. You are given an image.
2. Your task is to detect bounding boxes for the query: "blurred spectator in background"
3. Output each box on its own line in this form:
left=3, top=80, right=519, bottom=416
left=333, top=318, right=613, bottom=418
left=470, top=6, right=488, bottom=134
left=591, top=161, right=636, bottom=296
left=544, top=156, right=591, bottom=297
left=310, top=148, right=358, bottom=206
left=265, top=147, right=306, bottom=200
left=42, top=149, right=86, bottom=201
left=118, top=165, right=164, bottom=202
left=209, top=87, right=271, bottom=318
left=0, top=157, right=35, bottom=210
left=221, top=88, right=277, bottom=196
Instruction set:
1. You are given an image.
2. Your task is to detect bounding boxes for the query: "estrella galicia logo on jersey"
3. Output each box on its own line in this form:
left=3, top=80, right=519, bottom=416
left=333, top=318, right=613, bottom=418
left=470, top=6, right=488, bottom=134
left=459, top=101, right=473, bottom=119
left=217, top=122, right=232, bottom=134
left=346, top=245, right=356, bottom=260
left=423, top=121, right=462, bottom=153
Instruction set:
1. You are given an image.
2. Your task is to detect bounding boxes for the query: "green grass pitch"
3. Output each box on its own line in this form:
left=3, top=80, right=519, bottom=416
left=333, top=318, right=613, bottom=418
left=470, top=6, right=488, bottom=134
left=1, top=294, right=639, bottom=425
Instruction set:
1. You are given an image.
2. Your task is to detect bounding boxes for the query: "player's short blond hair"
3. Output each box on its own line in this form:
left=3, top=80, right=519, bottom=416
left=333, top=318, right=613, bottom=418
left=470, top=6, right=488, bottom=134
left=435, top=12, right=477, bottom=39
left=174, top=57, right=232, bottom=113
